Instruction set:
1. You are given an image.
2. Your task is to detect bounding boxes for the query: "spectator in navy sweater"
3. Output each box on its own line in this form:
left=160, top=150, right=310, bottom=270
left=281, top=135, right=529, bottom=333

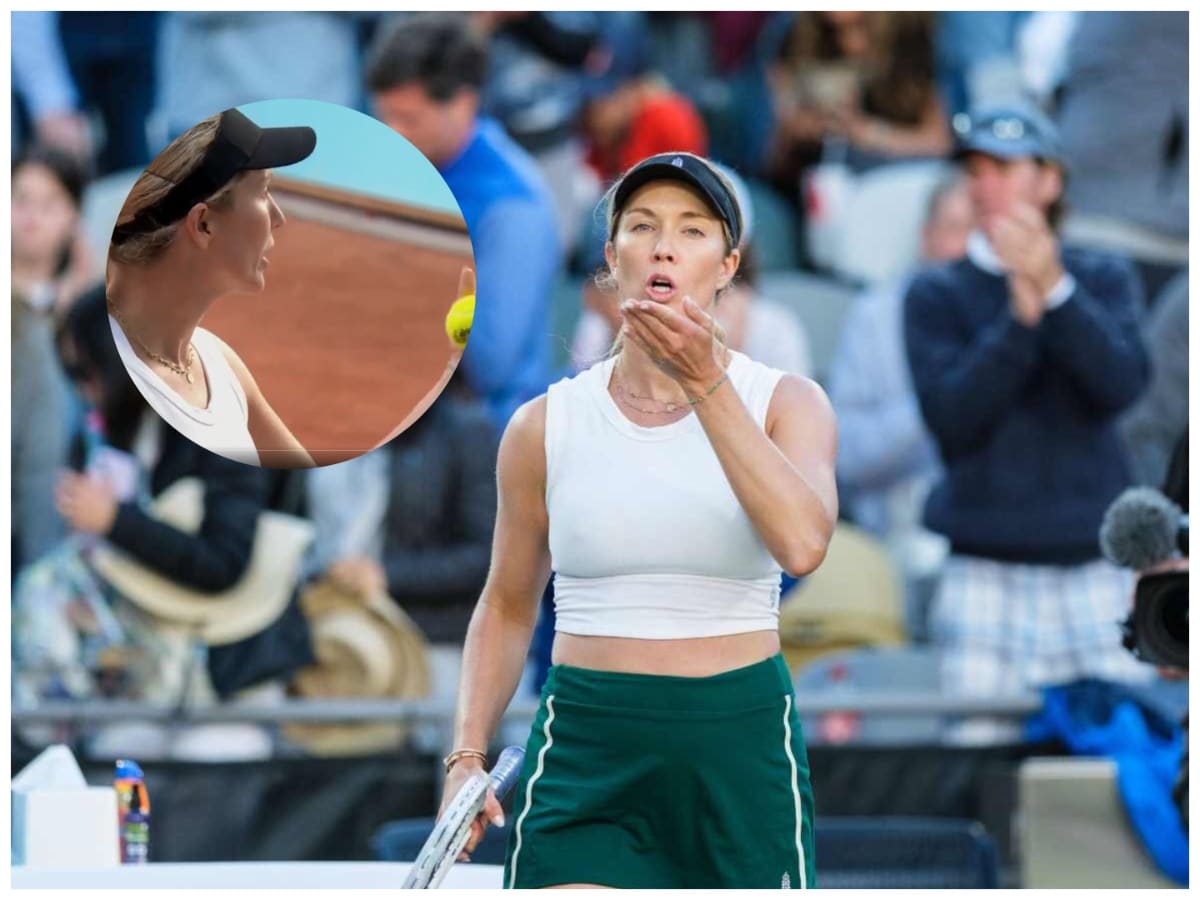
left=904, top=106, right=1154, bottom=742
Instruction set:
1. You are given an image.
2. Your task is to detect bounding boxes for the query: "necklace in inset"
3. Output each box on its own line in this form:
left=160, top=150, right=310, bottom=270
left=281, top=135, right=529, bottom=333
left=107, top=296, right=198, bottom=383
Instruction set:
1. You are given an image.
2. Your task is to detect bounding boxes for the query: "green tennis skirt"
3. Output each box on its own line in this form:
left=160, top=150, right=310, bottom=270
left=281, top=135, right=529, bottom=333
left=501, top=653, right=817, bottom=889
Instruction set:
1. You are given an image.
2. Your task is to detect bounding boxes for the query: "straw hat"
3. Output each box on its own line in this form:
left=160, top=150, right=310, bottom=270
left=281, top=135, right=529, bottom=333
left=90, top=478, right=315, bottom=646
left=778, top=522, right=906, bottom=673
left=283, top=577, right=431, bottom=756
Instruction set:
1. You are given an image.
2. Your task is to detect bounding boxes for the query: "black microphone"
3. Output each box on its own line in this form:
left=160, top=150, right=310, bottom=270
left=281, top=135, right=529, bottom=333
left=1100, top=487, right=1189, bottom=570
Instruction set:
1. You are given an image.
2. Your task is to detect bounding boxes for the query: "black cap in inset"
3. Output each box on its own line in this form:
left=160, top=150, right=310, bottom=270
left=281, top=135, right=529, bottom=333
left=611, top=152, right=743, bottom=248
left=112, top=108, right=316, bottom=245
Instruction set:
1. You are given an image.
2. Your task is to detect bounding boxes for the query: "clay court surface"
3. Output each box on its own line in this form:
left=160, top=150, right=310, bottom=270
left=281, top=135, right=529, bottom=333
left=200, top=181, right=472, bottom=467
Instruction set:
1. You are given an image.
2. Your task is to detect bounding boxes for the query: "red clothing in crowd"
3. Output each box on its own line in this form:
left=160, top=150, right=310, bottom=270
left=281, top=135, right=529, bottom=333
left=587, top=92, right=708, bottom=182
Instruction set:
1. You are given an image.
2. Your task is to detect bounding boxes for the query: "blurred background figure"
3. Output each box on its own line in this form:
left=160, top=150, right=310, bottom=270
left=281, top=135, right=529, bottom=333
left=57, top=12, right=159, bottom=175
left=828, top=173, right=973, bottom=640
left=1118, top=270, right=1189, bottom=488
left=11, top=146, right=93, bottom=572
left=11, top=145, right=93, bottom=317
left=580, top=14, right=708, bottom=187
left=12, top=294, right=71, bottom=574
left=366, top=12, right=561, bottom=430
left=156, top=13, right=365, bottom=142
left=304, top=392, right=500, bottom=739
left=11, top=12, right=94, bottom=164
left=1055, top=11, right=1188, bottom=305
left=640, top=12, right=783, bottom=177
left=766, top=12, right=951, bottom=202
left=12, top=12, right=159, bottom=175
left=905, top=106, right=1153, bottom=743
left=306, top=395, right=497, bottom=643
left=19, top=285, right=314, bottom=759
left=475, top=11, right=606, bottom=257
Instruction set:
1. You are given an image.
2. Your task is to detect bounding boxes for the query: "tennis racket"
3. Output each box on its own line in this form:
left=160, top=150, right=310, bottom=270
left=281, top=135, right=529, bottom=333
left=401, top=746, right=525, bottom=889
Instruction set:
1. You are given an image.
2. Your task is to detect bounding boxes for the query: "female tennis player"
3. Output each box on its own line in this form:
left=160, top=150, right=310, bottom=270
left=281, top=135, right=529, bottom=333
left=105, top=108, right=317, bottom=469
left=440, top=151, right=837, bottom=889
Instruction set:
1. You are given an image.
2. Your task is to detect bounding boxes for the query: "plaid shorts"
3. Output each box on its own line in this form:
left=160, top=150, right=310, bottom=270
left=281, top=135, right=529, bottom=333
left=931, top=554, right=1154, bottom=697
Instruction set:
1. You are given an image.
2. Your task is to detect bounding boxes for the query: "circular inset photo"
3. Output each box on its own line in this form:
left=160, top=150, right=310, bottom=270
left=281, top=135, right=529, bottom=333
left=105, top=98, right=475, bottom=468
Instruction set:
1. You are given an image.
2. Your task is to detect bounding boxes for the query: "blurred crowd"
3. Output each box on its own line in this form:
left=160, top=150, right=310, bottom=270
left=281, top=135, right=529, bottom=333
left=11, top=12, right=1188, bottom=759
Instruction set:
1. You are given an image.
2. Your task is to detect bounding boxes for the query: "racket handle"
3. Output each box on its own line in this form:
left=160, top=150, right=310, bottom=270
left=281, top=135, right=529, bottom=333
left=488, top=746, right=525, bottom=800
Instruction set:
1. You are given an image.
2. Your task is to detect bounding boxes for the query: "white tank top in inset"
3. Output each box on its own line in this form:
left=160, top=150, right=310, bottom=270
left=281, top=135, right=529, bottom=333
left=110, top=316, right=260, bottom=467
left=545, top=350, right=786, bottom=639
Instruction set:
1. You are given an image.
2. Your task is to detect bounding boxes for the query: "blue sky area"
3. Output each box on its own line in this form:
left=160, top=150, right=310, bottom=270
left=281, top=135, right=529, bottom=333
left=239, top=98, right=461, bottom=217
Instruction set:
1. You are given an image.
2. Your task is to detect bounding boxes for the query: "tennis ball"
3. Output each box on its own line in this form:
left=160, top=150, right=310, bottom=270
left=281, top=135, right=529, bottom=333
left=445, top=293, right=475, bottom=349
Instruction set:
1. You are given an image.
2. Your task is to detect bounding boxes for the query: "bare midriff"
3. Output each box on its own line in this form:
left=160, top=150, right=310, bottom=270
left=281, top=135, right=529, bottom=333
left=552, top=629, right=781, bottom=677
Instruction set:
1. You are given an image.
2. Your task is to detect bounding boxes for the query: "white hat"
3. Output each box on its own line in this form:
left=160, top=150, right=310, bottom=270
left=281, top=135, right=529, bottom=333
left=90, top=478, right=314, bottom=646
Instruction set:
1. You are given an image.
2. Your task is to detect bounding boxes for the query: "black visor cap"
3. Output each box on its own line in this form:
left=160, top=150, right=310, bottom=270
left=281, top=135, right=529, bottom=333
left=611, top=153, right=742, bottom=248
left=111, top=108, right=316, bottom=245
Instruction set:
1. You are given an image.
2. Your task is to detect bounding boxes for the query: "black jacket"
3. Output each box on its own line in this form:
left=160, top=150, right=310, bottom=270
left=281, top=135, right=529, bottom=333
left=104, top=422, right=314, bottom=697
left=379, top=396, right=499, bottom=643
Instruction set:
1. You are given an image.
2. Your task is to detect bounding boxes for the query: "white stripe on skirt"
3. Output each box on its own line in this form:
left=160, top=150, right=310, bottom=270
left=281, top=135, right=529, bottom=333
left=782, top=695, right=807, bottom=889
left=508, top=694, right=556, bottom=889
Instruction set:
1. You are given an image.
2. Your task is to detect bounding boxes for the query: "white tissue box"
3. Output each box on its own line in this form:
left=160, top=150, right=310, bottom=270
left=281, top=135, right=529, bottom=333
left=13, top=788, right=120, bottom=868
left=12, top=745, right=120, bottom=869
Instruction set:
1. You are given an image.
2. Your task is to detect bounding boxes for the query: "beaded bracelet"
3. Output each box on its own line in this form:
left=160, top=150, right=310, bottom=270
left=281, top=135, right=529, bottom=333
left=687, top=370, right=730, bottom=406
left=443, top=748, right=488, bottom=773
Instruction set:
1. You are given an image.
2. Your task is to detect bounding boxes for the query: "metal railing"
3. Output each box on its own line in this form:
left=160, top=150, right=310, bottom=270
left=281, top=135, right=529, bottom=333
left=11, top=692, right=1043, bottom=725
left=13, top=693, right=1044, bottom=796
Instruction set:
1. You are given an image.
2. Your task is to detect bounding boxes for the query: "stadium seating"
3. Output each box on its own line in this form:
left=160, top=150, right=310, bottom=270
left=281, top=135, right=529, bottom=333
left=815, top=817, right=999, bottom=888
left=805, top=160, right=950, bottom=287
left=757, top=270, right=857, bottom=383
left=793, top=646, right=943, bottom=745
left=836, top=161, right=950, bottom=285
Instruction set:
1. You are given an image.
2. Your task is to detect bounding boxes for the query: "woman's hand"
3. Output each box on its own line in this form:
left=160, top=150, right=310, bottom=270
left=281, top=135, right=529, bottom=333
left=620, top=296, right=725, bottom=396
left=447, top=266, right=476, bottom=354
left=55, top=471, right=119, bottom=535
left=457, top=265, right=475, bottom=305
left=438, top=759, right=506, bottom=862
left=327, top=556, right=387, bottom=598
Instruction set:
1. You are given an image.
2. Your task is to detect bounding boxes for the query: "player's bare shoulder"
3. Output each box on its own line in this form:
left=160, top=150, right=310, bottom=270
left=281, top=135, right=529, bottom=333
left=202, top=329, right=257, bottom=392
left=203, top=329, right=239, bottom=367
left=767, top=373, right=835, bottom=434
left=498, top=394, right=548, bottom=487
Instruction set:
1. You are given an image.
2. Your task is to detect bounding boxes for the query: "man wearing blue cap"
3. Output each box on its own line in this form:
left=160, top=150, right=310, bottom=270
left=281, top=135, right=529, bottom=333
left=903, top=105, right=1154, bottom=742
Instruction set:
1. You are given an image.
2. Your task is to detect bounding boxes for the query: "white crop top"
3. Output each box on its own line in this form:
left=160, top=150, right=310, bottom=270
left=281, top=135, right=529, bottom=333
left=545, top=350, right=786, bottom=639
left=110, top=317, right=260, bottom=467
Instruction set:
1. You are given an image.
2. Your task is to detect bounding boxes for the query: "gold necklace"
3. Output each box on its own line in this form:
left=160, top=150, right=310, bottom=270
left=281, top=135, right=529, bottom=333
left=612, top=383, right=687, bottom=416
left=106, top=297, right=197, bottom=383
left=611, top=358, right=689, bottom=416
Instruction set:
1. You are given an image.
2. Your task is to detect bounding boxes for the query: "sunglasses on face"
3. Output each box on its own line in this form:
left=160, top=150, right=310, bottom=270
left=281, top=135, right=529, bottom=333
left=955, top=115, right=1033, bottom=142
